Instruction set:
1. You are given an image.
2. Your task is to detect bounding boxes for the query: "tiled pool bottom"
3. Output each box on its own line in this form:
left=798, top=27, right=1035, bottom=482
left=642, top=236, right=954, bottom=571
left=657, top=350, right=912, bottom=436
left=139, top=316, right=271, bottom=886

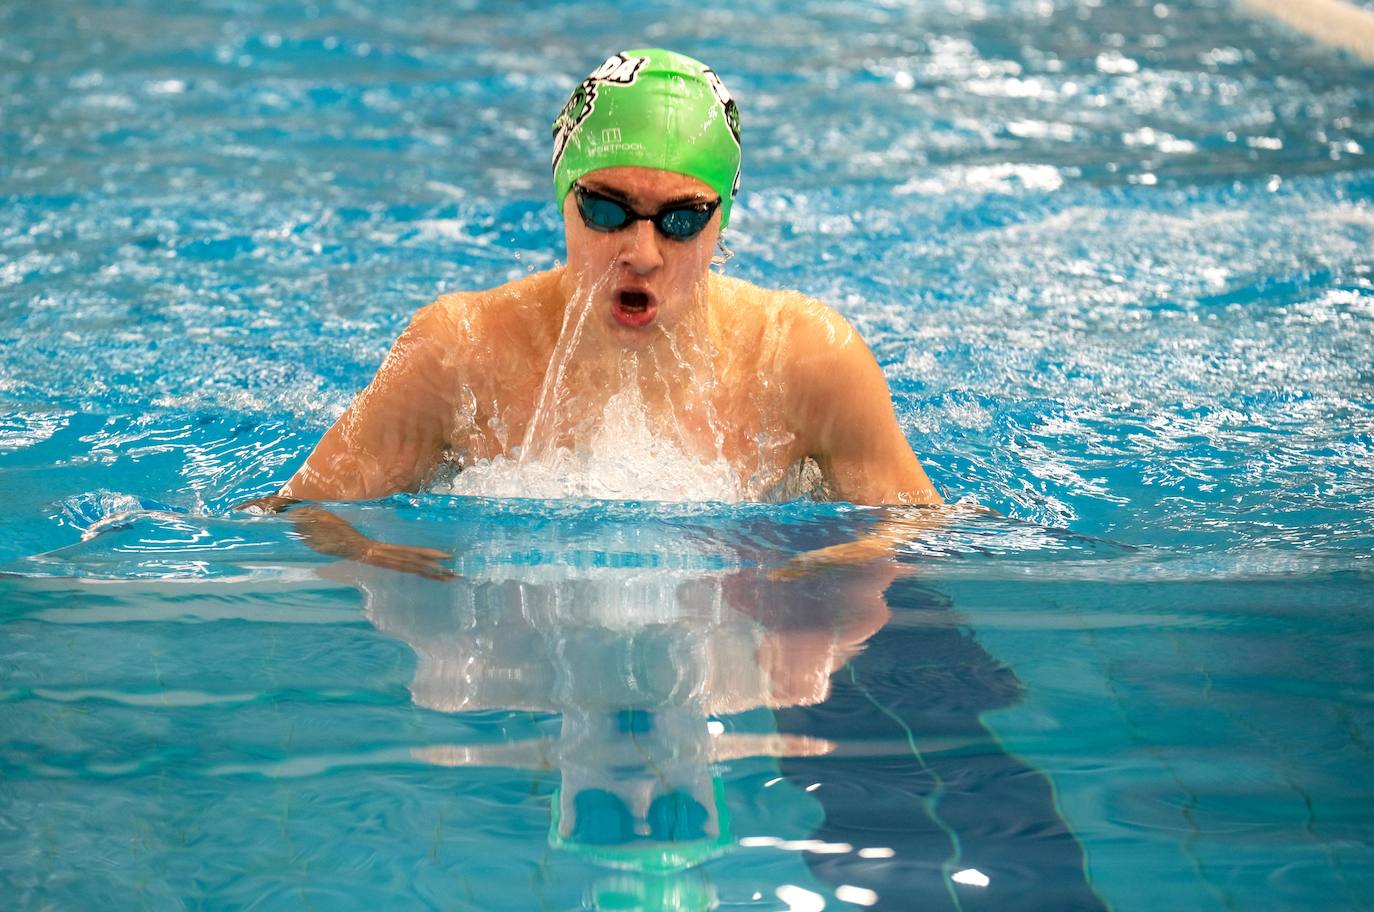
left=962, top=568, right=1374, bottom=911
left=3, top=504, right=1371, bottom=909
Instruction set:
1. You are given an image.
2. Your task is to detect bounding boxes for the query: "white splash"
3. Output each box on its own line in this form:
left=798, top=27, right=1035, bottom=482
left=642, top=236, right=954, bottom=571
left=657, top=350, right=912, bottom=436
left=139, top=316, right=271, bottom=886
left=445, top=383, right=742, bottom=502
left=443, top=267, right=746, bottom=503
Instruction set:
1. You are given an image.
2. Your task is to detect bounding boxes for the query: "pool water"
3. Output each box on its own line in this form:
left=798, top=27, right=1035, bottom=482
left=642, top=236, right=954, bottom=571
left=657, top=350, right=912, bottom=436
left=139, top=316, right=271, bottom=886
left=3, top=1, right=1373, bottom=909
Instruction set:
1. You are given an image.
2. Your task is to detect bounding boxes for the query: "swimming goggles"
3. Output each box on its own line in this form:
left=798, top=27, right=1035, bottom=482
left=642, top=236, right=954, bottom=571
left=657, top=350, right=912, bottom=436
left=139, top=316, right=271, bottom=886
left=572, top=184, right=720, bottom=241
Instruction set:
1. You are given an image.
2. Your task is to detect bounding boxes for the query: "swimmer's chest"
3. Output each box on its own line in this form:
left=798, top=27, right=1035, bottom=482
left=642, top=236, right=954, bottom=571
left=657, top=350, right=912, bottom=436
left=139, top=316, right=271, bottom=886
left=442, top=355, right=801, bottom=477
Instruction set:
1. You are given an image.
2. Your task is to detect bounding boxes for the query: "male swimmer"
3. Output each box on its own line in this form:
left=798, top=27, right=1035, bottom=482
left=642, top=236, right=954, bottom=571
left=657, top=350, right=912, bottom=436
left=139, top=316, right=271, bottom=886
left=250, top=50, right=941, bottom=573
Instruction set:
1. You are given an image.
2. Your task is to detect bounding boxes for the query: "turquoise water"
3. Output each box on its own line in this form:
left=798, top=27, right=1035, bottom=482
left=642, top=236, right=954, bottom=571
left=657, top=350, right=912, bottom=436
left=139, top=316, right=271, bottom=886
left=3, top=1, right=1373, bottom=909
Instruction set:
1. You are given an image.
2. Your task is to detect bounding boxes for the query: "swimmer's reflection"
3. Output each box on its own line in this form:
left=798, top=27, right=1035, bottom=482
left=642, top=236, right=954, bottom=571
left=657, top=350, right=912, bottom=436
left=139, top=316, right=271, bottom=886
left=330, top=532, right=896, bottom=907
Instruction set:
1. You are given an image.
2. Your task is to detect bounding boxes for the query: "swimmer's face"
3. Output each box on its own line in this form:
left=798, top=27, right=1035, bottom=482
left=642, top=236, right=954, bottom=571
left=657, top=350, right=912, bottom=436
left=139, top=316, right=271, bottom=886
left=561, top=166, right=720, bottom=339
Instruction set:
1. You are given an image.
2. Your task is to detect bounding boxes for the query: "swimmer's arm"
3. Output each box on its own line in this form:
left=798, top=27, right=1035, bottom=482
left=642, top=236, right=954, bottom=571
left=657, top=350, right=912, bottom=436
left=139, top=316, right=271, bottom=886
left=237, top=496, right=453, bottom=579
left=767, top=506, right=952, bottom=578
left=771, top=303, right=945, bottom=576
left=282, top=301, right=459, bottom=501
left=235, top=301, right=465, bottom=577
left=787, top=304, right=942, bottom=507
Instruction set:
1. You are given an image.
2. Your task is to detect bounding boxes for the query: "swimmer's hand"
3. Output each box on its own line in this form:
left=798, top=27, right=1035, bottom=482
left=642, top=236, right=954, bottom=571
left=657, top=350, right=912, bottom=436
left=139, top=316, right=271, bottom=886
left=769, top=503, right=1013, bottom=581
left=766, top=505, right=961, bottom=581
left=235, top=495, right=455, bottom=581
left=346, top=539, right=455, bottom=581
left=767, top=537, right=904, bottom=581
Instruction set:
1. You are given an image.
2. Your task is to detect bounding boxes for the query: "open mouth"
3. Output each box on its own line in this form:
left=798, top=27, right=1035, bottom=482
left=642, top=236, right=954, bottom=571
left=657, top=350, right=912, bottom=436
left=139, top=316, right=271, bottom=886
left=611, top=289, right=657, bottom=328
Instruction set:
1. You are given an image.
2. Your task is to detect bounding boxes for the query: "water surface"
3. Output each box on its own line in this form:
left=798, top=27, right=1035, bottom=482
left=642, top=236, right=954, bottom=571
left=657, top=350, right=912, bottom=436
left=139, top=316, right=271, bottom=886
left=2, top=1, right=1373, bottom=909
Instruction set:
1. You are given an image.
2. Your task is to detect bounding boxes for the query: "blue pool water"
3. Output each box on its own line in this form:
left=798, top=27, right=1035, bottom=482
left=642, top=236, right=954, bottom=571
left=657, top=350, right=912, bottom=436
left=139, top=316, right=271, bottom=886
left=3, top=1, right=1373, bottom=909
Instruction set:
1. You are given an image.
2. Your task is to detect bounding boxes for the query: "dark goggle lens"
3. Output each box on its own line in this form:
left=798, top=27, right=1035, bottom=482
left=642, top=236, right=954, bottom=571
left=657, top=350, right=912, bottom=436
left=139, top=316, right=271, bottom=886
left=656, top=206, right=712, bottom=240
left=575, top=187, right=717, bottom=241
left=578, top=194, right=633, bottom=231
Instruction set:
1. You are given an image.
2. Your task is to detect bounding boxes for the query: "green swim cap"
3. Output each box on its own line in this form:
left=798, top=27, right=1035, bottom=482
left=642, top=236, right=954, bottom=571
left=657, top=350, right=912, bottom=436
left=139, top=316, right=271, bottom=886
left=552, top=49, right=742, bottom=229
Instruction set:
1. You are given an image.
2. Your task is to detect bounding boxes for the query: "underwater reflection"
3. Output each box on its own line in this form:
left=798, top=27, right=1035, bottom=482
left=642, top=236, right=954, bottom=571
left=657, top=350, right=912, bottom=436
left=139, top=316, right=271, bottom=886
left=333, top=523, right=894, bottom=910
left=329, top=513, right=1104, bottom=911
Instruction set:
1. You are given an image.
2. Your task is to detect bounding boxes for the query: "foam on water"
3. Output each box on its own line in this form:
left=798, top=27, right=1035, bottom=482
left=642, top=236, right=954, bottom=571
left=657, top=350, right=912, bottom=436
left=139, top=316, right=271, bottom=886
left=443, top=266, right=748, bottom=503
left=446, top=382, right=743, bottom=503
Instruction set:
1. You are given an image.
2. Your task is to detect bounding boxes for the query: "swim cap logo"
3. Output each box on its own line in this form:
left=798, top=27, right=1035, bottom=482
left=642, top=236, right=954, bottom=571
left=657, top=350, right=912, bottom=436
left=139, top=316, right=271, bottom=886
left=551, top=53, right=649, bottom=173
left=702, top=67, right=741, bottom=198
left=703, top=68, right=740, bottom=147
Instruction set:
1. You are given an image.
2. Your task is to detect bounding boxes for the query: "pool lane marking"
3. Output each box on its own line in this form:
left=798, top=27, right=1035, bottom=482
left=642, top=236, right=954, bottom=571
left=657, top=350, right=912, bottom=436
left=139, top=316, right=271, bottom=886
left=972, top=608, right=1120, bottom=912
left=1098, top=631, right=1236, bottom=912
left=1239, top=0, right=1374, bottom=63
left=844, top=663, right=967, bottom=912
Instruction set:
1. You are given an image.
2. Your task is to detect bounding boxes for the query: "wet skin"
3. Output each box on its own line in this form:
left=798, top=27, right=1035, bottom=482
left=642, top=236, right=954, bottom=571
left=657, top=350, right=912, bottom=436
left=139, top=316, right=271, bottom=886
left=278, top=166, right=941, bottom=509
left=248, top=167, right=942, bottom=576
left=558, top=168, right=719, bottom=339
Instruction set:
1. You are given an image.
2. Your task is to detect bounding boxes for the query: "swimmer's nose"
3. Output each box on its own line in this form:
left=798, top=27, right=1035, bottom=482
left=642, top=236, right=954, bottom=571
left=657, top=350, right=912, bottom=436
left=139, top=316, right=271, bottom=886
left=617, top=219, right=664, bottom=273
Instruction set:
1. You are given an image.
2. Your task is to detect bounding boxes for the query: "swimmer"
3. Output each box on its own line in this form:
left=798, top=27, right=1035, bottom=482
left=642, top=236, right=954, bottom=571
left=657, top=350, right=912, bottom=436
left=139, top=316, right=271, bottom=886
left=247, top=49, right=941, bottom=573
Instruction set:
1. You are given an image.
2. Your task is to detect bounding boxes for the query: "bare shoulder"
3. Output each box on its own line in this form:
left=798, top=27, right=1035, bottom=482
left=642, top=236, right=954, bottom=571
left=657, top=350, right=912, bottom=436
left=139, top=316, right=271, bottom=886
left=425, top=268, right=562, bottom=368
left=709, top=276, right=938, bottom=505
left=711, top=274, right=841, bottom=353
left=433, top=268, right=562, bottom=323
left=775, top=290, right=861, bottom=357
left=710, top=275, right=866, bottom=382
